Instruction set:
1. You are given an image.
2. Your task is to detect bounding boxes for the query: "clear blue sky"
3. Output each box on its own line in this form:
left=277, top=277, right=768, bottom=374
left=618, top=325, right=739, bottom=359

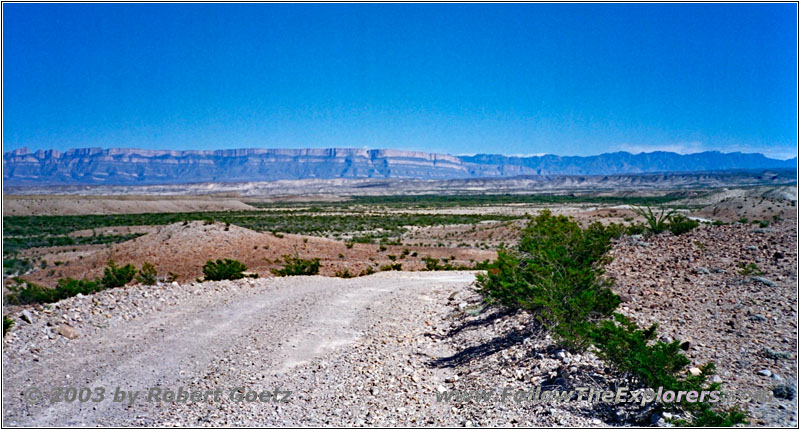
left=3, top=3, right=797, bottom=159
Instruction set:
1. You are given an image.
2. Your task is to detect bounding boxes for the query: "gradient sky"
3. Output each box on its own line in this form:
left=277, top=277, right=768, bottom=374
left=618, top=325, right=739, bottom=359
left=2, top=3, right=797, bottom=159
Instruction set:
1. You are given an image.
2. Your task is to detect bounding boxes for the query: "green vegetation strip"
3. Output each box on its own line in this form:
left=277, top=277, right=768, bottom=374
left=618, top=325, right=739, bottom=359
left=3, top=212, right=519, bottom=239
left=3, top=233, right=145, bottom=254
left=5, top=261, right=138, bottom=305
left=476, top=211, right=744, bottom=426
left=249, top=193, right=686, bottom=209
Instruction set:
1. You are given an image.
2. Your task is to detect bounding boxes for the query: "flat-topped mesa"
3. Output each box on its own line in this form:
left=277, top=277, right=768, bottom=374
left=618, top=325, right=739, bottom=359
left=2, top=147, right=795, bottom=186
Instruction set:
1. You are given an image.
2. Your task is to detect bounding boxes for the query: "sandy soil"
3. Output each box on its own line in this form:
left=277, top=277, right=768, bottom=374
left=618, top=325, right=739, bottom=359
left=15, top=222, right=496, bottom=287
left=3, top=195, right=256, bottom=216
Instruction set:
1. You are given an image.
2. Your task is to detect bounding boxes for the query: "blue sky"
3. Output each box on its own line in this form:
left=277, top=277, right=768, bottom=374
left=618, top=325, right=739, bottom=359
left=3, top=3, right=797, bottom=159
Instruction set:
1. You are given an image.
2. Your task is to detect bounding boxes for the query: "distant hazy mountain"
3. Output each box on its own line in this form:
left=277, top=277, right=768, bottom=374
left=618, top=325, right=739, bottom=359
left=3, top=147, right=796, bottom=186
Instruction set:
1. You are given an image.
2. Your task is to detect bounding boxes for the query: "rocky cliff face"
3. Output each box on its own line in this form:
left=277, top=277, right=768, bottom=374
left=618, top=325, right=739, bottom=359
left=3, top=147, right=795, bottom=186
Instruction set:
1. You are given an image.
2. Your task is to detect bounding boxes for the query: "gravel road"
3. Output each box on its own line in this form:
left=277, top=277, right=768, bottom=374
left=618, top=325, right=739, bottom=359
left=6, top=236, right=795, bottom=427
left=2, top=272, right=476, bottom=426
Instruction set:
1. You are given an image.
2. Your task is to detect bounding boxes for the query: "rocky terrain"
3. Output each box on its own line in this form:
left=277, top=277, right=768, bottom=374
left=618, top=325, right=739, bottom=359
left=3, top=214, right=797, bottom=426
left=606, top=220, right=798, bottom=425
left=14, top=222, right=496, bottom=288
left=2, top=181, right=797, bottom=426
left=3, top=146, right=795, bottom=186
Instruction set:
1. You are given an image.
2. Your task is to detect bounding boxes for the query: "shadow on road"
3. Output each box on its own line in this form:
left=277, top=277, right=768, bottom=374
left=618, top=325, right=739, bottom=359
left=427, top=328, right=529, bottom=368
left=425, top=308, right=516, bottom=341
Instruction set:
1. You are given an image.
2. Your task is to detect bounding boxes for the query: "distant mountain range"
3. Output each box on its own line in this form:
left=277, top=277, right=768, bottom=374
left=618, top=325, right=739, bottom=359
left=3, top=147, right=796, bottom=186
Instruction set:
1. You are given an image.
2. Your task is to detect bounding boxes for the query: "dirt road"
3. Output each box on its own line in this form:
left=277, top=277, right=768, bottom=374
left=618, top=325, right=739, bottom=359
left=2, top=272, right=475, bottom=426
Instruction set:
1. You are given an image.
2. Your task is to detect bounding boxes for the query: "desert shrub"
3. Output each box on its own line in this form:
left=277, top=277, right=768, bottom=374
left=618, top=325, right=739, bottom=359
left=4, top=316, right=13, bottom=336
left=56, top=278, right=104, bottom=297
left=5, top=278, right=56, bottom=304
left=624, top=223, right=647, bottom=235
left=589, top=315, right=746, bottom=423
left=334, top=269, right=354, bottom=278
left=473, top=259, right=495, bottom=270
left=166, top=272, right=180, bottom=282
left=379, top=263, right=402, bottom=271
left=590, top=314, right=696, bottom=389
left=100, top=260, right=137, bottom=288
left=137, top=262, right=158, bottom=285
left=632, top=205, right=698, bottom=236
left=271, top=254, right=320, bottom=276
left=476, top=210, right=745, bottom=425
left=203, top=259, right=249, bottom=281
left=422, top=256, right=441, bottom=270
left=4, top=259, right=138, bottom=305
left=424, top=255, right=492, bottom=271
left=666, top=214, right=699, bottom=236
left=359, top=266, right=376, bottom=277
left=477, top=211, right=622, bottom=347
left=5, top=277, right=101, bottom=305
left=633, top=205, right=676, bottom=234
left=3, top=257, right=32, bottom=276
left=677, top=405, right=748, bottom=427
left=737, top=262, right=763, bottom=276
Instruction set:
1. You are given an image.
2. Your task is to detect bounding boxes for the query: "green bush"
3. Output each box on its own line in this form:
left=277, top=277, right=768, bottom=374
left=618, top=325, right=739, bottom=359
left=476, top=210, right=746, bottom=425
left=633, top=205, right=676, bottom=234
left=624, top=223, right=647, bottom=235
left=666, top=214, right=699, bottom=236
left=3, top=257, right=32, bottom=276
left=270, top=254, right=320, bottom=276
left=137, top=262, right=158, bottom=285
left=334, top=268, right=354, bottom=278
left=422, top=256, right=442, bottom=270
left=101, top=260, right=137, bottom=288
left=5, top=278, right=56, bottom=304
left=632, top=205, right=699, bottom=236
left=477, top=211, right=622, bottom=348
left=203, top=259, right=249, bottom=281
left=56, top=278, right=104, bottom=297
left=590, top=314, right=695, bottom=389
left=737, top=262, right=763, bottom=276
left=359, top=266, right=376, bottom=277
left=5, top=277, right=102, bottom=305
left=4, top=316, right=14, bottom=336
left=4, top=260, right=134, bottom=305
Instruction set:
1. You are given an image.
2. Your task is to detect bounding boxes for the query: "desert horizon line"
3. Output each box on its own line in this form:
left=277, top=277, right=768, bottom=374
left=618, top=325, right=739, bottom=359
left=5, top=145, right=797, bottom=161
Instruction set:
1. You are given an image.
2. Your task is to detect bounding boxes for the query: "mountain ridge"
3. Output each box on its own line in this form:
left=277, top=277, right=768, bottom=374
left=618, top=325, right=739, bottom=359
left=3, top=146, right=796, bottom=186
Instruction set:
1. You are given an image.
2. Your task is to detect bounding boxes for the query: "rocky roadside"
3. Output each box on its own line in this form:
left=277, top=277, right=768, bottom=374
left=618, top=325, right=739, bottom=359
left=3, top=215, right=797, bottom=427
left=606, top=220, right=798, bottom=426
